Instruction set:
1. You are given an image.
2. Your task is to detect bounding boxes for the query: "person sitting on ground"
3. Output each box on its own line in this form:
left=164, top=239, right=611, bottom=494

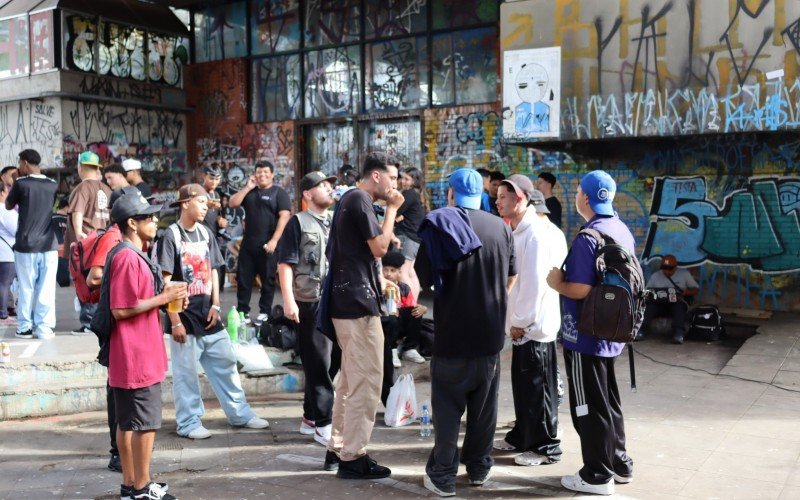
left=641, top=254, right=699, bottom=344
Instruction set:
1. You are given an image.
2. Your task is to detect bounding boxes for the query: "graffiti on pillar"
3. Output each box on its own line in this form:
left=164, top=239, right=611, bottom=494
left=644, top=176, right=800, bottom=273
left=0, top=99, right=62, bottom=167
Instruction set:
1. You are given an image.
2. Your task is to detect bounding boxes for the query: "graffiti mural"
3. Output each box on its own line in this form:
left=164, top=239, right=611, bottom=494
left=431, top=27, right=498, bottom=106
left=304, top=46, right=361, bottom=118
left=503, top=0, right=800, bottom=139
left=362, top=119, right=422, bottom=169
left=367, top=37, right=429, bottom=111
left=304, top=0, right=361, bottom=46
left=306, top=123, right=356, bottom=177
left=251, top=54, right=302, bottom=121
left=251, top=0, right=301, bottom=54
left=364, top=0, right=428, bottom=38
left=194, top=2, right=247, bottom=63
left=30, top=11, right=54, bottom=73
left=0, top=99, right=62, bottom=167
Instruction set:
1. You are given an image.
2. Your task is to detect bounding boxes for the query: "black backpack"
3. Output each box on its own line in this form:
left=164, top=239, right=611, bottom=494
left=574, top=229, right=647, bottom=343
left=687, top=305, right=726, bottom=341
left=259, top=305, right=298, bottom=352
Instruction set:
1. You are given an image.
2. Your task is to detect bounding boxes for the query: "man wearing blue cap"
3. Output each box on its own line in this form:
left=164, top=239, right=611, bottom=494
left=66, top=151, right=111, bottom=335
left=546, top=170, right=635, bottom=496
left=419, top=168, right=516, bottom=497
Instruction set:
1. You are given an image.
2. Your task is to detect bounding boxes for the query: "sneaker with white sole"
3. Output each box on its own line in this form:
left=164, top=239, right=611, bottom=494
left=314, top=424, right=332, bottom=446
left=121, top=482, right=168, bottom=498
left=255, top=313, right=269, bottom=325
left=469, top=469, right=492, bottom=486
left=423, top=475, right=455, bottom=497
left=561, top=472, right=614, bottom=495
left=182, top=426, right=211, bottom=439
left=130, top=481, right=176, bottom=499
left=402, top=348, right=426, bottom=364
left=492, top=438, right=516, bottom=451
left=15, top=329, right=33, bottom=339
left=299, top=418, right=316, bottom=435
left=70, top=326, right=93, bottom=336
left=391, top=348, right=401, bottom=368
left=34, top=329, right=55, bottom=339
left=514, top=451, right=555, bottom=466
left=613, top=473, right=633, bottom=484
left=244, top=416, right=269, bottom=429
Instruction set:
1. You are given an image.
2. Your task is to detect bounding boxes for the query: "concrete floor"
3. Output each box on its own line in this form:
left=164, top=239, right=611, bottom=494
left=1, top=288, right=799, bottom=499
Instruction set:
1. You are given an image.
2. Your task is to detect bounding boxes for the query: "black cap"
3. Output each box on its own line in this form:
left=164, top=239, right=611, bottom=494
left=300, top=171, right=337, bottom=192
left=110, top=186, right=141, bottom=211
left=203, top=165, right=222, bottom=177
left=111, top=191, right=161, bottom=223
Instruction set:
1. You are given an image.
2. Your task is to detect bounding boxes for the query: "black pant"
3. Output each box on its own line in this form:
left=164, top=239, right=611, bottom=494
left=563, top=349, right=633, bottom=485
left=426, top=354, right=500, bottom=490
left=297, top=301, right=340, bottom=427
left=505, top=341, right=561, bottom=459
left=380, top=315, right=399, bottom=406
left=398, top=308, right=422, bottom=351
left=642, top=299, right=687, bottom=336
left=107, top=381, right=118, bottom=456
left=236, top=242, right=277, bottom=315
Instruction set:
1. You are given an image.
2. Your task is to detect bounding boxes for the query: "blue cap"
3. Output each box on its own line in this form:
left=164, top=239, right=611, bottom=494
left=580, top=170, right=616, bottom=216
left=448, top=168, right=482, bottom=210
left=78, top=151, right=101, bottom=167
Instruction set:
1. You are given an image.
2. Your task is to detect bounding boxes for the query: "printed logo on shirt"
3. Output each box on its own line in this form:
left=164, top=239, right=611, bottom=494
left=562, top=313, right=578, bottom=343
left=97, top=190, right=110, bottom=222
left=180, top=240, right=212, bottom=297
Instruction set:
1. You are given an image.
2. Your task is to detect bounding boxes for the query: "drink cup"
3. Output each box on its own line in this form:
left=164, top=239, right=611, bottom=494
left=167, top=281, right=187, bottom=313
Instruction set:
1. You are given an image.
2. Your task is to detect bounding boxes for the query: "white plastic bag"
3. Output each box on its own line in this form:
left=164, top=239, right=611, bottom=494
left=384, top=373, right=419, bottom=427
left=234, top=341, right=274, bottom=373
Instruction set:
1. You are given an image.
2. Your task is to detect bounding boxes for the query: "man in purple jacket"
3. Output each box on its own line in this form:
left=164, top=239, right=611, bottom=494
left=546, top=170, right=635, bottom=496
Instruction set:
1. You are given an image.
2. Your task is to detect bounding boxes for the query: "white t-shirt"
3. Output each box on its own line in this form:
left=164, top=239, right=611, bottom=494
left=0, top=204, right=18, bottom=262
left=647, top=268, right=698, bottom=291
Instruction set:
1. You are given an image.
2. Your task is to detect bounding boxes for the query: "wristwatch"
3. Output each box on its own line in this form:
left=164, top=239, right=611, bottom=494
left=211, top=305, right=221, bottom=312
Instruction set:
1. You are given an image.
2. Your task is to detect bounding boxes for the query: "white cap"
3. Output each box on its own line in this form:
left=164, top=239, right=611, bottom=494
left=122, top=158, right=142, bottom=172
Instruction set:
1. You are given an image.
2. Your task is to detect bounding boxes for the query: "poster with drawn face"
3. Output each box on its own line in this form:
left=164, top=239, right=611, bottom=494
left=503, top=46, right=561, bottom=140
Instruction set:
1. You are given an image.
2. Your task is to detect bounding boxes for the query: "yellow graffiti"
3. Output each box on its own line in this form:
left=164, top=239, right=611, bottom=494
left=502, top=13, right=533, bottom=48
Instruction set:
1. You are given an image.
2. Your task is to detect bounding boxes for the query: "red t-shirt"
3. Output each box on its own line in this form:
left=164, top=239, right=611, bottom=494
left=90, top=225, right=122, bottom=268
left=108, top=248, right=168, bottom=389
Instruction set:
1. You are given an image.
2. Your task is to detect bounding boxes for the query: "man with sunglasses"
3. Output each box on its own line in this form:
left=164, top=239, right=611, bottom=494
left=229, top=161, right=291, bottom=325
left=156, top=184, right=269, bottom=440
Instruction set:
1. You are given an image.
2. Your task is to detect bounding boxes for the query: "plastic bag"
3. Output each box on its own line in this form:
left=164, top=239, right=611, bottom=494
left=234, top=341, right=274, bottom=373
left=384, top=373, right=419, bottom=427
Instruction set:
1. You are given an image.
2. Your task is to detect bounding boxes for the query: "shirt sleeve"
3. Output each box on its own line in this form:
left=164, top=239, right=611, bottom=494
left=276, top=216, right=301, bottom=265
left=155, top=229, right=178, bottom=278
left=678, top=269, right=699, bottom=289
left=398, top=282, right=416, bottom=307
left=110, top=251, right=144, bottom=309
left=276, top=187, right=292, bottom=213
left=565, top=233, right=598, bottom=286
left=356, top=193, right=383, bottom=243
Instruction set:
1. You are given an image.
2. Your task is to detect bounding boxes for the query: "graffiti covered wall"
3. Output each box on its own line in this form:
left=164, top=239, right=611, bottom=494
left=0, top=98, right=62, bottom=168
left=502, top=0, right=800, bottom=139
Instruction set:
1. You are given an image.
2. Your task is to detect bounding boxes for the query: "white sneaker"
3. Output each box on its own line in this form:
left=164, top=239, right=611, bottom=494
left=514, top=451, right=553, bottom=466
left=299, top=418, right=315, bottom=435
left=245, top=416, right=270, bottom=429
left=314, top=424, right=331, bottom=446
left=255, top=313, right=269, bottom=325
left=561, top=473, right=614, bottom=495
left=423, top=475, right=455, bottom=497
left=613, top=473, right=633, bottom=484
left=34, top=329, right=55, bottom=339
left=401, top=348, right=425, bottom=364
left=391, top=348, right=401, bottom=368
left=492, top=438, right=516, bottom=451
left=183, top=426, right=212, bottom=439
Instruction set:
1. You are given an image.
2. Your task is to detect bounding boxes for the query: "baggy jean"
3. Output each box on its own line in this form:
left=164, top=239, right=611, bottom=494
left=14, top=250, right=57, bottom=336
left=170, top=329, right=256, bottom=436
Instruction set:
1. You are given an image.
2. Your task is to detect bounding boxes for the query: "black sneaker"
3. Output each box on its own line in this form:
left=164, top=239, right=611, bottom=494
left=15, top=329, right=32, bottom=339
left=336, top=455, right=391, bottom=480
left=323, top=450, right=340, bottom=471
left=107, top=454, right=122, bottom=473
left=129, top=481, right=174, bottom=499
left=122, top=482, right=169, bottom=498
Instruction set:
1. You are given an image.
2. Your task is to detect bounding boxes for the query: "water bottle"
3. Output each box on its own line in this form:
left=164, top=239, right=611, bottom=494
left=238, top=311, right=248, bottom=343
left=386, top=287, right=397, bottom=315
left=227, top=306, right=239, bottom=342
left=420, top=404, right=431, bottom=437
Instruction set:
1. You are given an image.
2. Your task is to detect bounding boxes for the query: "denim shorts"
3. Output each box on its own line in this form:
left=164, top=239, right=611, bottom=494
left=396, top=234, right=420, bottom=261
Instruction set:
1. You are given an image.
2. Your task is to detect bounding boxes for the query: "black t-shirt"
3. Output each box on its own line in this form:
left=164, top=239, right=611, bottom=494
left=545, top=196, right=563, bottom=229
left=395, top=189, right=424, bottom=243
left=7, top=175, right=58, bottom=253
left=329, top=189, right=383, bottom=318
left=433, top=209, right=516, bottom=358
left=135, top=181, right=152, bottom=199
left=275, top=211, right=331, bottom=265
left=155, top=224, right=224, bottom=337
left=241, top=185, right=291, bottom=245
left=202, top=188, right=221, bottom=234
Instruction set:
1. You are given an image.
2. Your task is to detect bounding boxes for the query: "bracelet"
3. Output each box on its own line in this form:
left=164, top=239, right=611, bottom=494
left=211, top=305, right=221, bottom=312
left=171, top=323, right=183, bottom=329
